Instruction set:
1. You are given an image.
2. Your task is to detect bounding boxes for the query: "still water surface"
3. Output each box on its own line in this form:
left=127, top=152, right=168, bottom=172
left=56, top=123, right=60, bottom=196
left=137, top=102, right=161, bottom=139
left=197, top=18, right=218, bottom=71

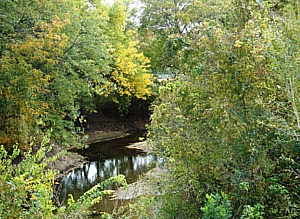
left=57, top=133, right=155, bottom=215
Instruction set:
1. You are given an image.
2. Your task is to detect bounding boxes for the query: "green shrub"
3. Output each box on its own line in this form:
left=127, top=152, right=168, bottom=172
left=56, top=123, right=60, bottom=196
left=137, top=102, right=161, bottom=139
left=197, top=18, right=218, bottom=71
left=241, top=204, right=264, bottom=219
left=0, top=135, right=127, bottom=218
left=201, top=192, right=232, bottom=219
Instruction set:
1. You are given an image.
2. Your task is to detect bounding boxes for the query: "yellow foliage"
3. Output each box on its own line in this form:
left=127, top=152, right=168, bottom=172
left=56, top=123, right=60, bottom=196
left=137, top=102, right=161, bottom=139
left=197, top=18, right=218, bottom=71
left=8, top=16, right=69, bottom=67
left=1, top=15, right=69, bottom=148
left=110, top=37, right=154, bottom=100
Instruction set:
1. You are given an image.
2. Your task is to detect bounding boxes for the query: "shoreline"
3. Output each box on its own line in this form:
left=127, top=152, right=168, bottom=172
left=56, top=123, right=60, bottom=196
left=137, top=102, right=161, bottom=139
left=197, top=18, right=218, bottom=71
left=51, top=129, right=148, bottom=181
left=51, top=107, right=150, bottom=181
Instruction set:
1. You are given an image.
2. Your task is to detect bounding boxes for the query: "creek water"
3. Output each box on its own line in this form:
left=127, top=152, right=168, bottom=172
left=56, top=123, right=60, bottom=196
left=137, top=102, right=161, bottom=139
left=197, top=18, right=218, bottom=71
left=56, top=132, right=155, bottom=216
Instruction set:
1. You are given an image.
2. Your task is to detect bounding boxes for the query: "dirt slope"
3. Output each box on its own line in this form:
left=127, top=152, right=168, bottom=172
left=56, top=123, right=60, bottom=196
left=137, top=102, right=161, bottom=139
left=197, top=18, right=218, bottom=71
left=86, top=105, right=150, bottom=144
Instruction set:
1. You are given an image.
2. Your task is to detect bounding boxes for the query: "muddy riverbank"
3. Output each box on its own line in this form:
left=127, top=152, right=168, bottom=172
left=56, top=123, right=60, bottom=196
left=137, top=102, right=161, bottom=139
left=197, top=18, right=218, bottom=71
left=86, top=106, right=150, bottom=144
left=50, top=105, right=151, bottom=180
left=56, top=134, right=156, bottom=215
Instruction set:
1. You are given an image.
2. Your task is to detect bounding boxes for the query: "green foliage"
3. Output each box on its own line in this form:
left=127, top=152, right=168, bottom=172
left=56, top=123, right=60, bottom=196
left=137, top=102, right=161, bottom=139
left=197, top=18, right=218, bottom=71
left=146, top=0, right=300, bottom=218
left=100, top=2, right=154, bottom=114
left=201, top=193, right=265, bottom=219
left=0, top=135, right=56, bottom=218
left=138, top=0, right=231, bottom=74
left=201, top=192, right=232, bottom=219
left=102, top=196, right=154, bottom=219
left=241, top=204, right=265, bottom=219
left=153, top=193, right=199, bottom=219
left=0, top=0, right=154, bottom=150
left=57, top=174, right=127, bottom=218
left=2, top=0, right=300, bottom=217
left=0, top=136, right=127, bottom=218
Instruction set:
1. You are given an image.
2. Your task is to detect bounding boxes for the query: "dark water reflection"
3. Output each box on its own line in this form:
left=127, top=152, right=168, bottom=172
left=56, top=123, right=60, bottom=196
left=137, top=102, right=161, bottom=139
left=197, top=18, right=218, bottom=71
left=57, top=133, right=155, bottom=214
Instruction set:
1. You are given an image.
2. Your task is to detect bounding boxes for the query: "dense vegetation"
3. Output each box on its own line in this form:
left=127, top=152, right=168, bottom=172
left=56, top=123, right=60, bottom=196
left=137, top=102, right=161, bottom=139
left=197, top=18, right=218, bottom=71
left=145, top=0, right=300, bottom=218
left=1, top=0, right=300, bottom=218
left=0, top=0, right=154, bottom=151
left=0, top=135, right=127, bottom=218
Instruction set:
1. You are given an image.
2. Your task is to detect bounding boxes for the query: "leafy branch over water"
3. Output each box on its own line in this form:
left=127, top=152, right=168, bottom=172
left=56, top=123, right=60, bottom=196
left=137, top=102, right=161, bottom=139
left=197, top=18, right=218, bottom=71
left=0, top=134, right=127, bottom=218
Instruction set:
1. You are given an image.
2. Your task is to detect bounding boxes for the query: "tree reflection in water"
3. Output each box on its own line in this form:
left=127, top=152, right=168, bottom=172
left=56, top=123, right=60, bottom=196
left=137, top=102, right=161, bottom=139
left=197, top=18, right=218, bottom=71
left=57, top=133, right=155, bottom=214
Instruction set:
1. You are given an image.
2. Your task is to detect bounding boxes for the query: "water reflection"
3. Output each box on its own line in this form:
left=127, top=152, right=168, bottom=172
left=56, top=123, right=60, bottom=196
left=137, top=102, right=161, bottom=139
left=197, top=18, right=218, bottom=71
left=57, top=133, right=155, bottom=214
left=59, top=153, right=155, bottom=201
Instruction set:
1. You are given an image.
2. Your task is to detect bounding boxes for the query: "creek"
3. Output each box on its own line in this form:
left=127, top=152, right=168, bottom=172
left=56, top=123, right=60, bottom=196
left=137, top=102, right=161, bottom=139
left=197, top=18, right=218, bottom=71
left=56, top=132, right=156, bottom=216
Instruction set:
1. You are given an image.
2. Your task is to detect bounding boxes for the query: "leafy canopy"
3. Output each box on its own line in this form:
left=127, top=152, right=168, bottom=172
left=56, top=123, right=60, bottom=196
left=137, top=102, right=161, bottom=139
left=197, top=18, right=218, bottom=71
left=0, top=0, right=154, bottom=150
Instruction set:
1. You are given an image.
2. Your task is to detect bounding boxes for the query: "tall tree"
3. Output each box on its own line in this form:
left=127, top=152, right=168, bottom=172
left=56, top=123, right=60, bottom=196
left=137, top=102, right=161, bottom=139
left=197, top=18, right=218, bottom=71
left=0, top=0, right=72, bottom=149
left=147, top=0, right=300, bottom=218
left=0, top=0, right=154, bottom=150
left=138, top=0, right=230, bottom=75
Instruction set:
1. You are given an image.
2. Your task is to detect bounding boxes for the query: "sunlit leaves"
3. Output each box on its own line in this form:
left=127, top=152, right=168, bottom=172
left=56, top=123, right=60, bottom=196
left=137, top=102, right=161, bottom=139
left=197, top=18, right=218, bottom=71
left=110, top=39, right=153, bottom=99
left=0, top=0, right=155, bottom=149
left=139, top=0, right=232, bottom=73
left=0, top=137, right=56, bottom=218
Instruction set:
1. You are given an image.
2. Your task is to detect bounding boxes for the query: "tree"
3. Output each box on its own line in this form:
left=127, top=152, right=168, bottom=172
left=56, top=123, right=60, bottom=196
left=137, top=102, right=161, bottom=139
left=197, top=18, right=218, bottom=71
left=147, top=0, right=300, bottom=218
left=138, top=0, right=231, bottom=75
left=96, top=0, right=154, bottom=115
left=0, top=0, right=154, bottom=150
left=0, top=1, right=71, bottom=149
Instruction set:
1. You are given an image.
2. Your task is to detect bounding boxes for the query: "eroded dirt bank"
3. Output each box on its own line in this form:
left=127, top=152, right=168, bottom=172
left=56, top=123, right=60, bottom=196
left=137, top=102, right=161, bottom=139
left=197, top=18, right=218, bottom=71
left=51, top=103, right=151, bottom=180
left=48, top=145, right=87, bottom=180
left=86, top=105, right=150, bottom=144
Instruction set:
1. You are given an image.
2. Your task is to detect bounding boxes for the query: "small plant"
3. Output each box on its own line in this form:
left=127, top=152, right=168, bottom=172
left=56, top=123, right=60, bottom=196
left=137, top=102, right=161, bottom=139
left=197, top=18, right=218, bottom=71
left=201, top=192, right=232, bottom=219
left=57, top=174, right=127, bottom=218
left=241, top=204, right=264, bottom=219
left=102, top=196, right=154, bottom=219
left=0, top=135, right=57, bottom=218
